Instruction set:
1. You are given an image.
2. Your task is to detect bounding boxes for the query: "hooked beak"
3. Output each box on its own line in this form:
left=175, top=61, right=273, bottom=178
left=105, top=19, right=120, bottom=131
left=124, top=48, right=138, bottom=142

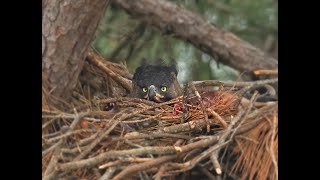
left=147, top=85, right=157, bottom=100
left=147, top=85, right=164, bottom=102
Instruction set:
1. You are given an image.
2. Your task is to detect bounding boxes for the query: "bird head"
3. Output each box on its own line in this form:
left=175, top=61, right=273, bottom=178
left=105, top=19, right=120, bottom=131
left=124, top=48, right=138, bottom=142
left=132, top=60, right=182, bottom=103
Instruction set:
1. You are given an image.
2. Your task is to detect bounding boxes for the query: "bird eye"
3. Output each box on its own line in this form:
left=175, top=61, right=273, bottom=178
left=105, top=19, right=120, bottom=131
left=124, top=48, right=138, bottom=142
left=161, top=86, right=167, bottom=92
left=142, top=87, right=148, bottom=92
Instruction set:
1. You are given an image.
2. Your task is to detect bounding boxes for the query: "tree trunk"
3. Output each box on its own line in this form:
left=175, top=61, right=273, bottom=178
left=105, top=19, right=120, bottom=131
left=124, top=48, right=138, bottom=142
left=42, top=0, right=109, bottom=100
left=113, top=0, right=278, bottom=74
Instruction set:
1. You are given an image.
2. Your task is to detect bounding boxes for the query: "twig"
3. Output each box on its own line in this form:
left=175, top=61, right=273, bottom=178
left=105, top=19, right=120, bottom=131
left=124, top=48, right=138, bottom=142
left=91, top=47, right=133, bottom=78
left=74, top=105, right=170, bottom=161
left=170, top=102, right=250, bottom=173
left=189, top=82, right=210, bottom=132
left=154, top=165, right=167, bottom=180
left=121, top=113, right=161, bottom=124
left=59, top=135, right=220, bottom=172
left=73, top=118, right=121, bottom=160
left=183, top=140, right=231, bottom=173
left=138, top=171, right=151, bottom=180
left=42, top=172, right=57, bottom=180
left=155, top=117, right=230, bottom=134
left=99, top=157, right=152, bottom=169
left=112, top=136, right=221, bottom=179
left=235, top=135, right=259, bottom=144
left=98, top=97, right=158, bottom=106
left=116, top=133, right=191, bottom=141
left=58, top=146, right=179, bottom=171
left=253, top=69, right=278, bottom=75
left=112, top=155, right=178, bottom=180
left=125, top=139, right=143, bottom=148
left=43, top=110, right=88, bottom=179
left=42, top=131, right=62, bottom=139
left=42, top=117, right=59, bottom=129
left=42, top=112, right=87, bottom=119
left=229, top=91, right=258, bottom=140
left=236, top=103, right=278, bottom=135
left=87, top=51, right=132, bottom=92
left=99, top=160, right=121, bottom=169
left=83, top=117, right=103, bottom=122
left=207, top=108, right=228, bottom=129
left=193, top=78, right=278, bottom=88
left=44, top=129, right=96, bottom=144
left=42, top=140, right=62, bottom=157
left=42, top=112, right=87, bottom=156
left=210, top=152, right=222, bottom=175
left=155, top=101, right=276, bottom=136
left=98, top=166, right=118, bottom=180
left=61, top=132, right=99, bottom=153
left=43, top=144, right=61, bottom=180
left=241, top=98, right=277, bottom=107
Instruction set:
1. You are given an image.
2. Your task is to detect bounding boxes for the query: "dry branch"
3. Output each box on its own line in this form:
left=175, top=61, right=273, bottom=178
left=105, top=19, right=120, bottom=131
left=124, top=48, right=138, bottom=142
left=155, top=116, right=230, bottom=134
left=210, top=152, right=222, bottom=175
left=59, top=146, right=179, bottom=171
left=207, top=108, right=228, bottom=129
left=253, top=69, right=278, bottom=76
left=193, top=78, right=278, bottom=88
left=113, top=155, right=178, bottom=180
left=98, top=97, right=158, bottom=106
left=44, top=129, right=96, bottom=144
left=43, top=111, right=88, bottom=179
left=154, top=165, right=167, bottom=180
left=42, top=112, right=88, bottom=156
left=98, top=166, right=118, bottom=180
left=189, top=82, right=210, bottom=132
left=86, top=50, right=132, bottom=92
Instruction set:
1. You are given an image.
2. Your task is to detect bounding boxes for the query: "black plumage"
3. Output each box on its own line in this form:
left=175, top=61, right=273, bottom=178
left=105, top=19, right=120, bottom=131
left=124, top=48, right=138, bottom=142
left=131, top=61, right=182, bottom=103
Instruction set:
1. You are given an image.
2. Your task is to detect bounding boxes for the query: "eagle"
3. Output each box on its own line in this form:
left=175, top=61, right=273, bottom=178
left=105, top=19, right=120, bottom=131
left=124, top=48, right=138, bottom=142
left=131, top=61, right=182, bottom=103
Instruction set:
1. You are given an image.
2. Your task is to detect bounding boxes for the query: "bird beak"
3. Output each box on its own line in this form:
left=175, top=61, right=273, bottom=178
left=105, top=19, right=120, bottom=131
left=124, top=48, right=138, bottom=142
left=147, top=85, right=157, bottom=100
left=147, top=85, right=164, bottom=102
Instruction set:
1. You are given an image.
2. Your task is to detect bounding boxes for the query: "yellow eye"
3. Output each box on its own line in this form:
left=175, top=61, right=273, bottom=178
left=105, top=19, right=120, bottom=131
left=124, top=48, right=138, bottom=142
left=161, top=86, right=167, bottom=92
left=142, top=87, right=148, bottom=92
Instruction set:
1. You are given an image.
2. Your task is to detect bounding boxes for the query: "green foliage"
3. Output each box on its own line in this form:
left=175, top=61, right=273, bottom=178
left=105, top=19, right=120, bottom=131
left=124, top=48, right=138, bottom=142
left=92, top=0, right=277, bottom=82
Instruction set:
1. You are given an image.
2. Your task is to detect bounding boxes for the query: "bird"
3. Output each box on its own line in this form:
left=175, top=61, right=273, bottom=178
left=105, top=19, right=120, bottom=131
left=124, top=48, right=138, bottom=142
left=131, top=60, right=182, bottom=103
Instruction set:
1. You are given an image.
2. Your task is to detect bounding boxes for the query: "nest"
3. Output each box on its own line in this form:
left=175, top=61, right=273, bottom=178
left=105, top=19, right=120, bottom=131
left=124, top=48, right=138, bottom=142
left=42, top=51, right=278, bottom=180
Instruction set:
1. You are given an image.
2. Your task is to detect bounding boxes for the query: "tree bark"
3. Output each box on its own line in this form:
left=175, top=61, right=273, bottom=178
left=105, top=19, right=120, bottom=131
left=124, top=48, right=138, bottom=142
left=42, top=0, right=109, bottom=100
left=113, top=0, right=278, bottom=74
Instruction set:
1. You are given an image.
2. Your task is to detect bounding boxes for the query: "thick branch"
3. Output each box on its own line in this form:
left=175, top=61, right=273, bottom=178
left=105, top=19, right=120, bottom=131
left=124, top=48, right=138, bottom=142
left=113, top=155, right=178, bottom=180
left=113, top=0, right=277, bottom=73
left=59, top=146, right=179, bottom=171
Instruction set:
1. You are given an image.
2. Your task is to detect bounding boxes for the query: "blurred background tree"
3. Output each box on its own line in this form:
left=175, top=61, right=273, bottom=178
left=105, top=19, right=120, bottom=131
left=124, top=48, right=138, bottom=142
left=93, top=0, right=277, bottom=83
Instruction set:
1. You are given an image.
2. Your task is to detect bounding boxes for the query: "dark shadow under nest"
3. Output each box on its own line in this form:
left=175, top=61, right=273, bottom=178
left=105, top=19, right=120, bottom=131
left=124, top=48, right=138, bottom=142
left=42, top=50, right=278, bottom=180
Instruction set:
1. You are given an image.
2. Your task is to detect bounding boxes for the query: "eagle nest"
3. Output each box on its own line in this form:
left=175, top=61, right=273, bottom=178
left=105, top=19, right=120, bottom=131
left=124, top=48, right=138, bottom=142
left=42, top=51, right=278, bottom=180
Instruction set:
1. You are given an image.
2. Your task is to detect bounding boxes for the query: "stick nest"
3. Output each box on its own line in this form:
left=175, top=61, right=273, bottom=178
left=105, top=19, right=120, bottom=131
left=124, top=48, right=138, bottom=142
left=42, top=51, right=278, bottom=180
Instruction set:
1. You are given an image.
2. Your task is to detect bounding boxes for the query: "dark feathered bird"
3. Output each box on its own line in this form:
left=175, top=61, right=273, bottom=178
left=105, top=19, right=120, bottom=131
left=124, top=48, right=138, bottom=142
left=131, top=61, right=182, bottom=103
